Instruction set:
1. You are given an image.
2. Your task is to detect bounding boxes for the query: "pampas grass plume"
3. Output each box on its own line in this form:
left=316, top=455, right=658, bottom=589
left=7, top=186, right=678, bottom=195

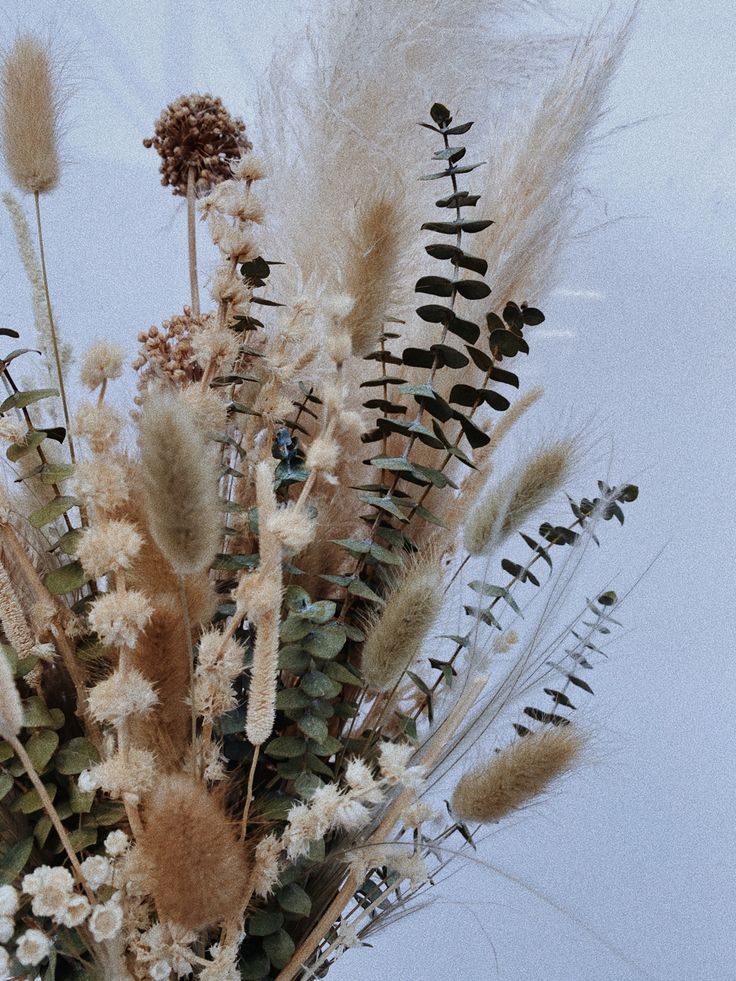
left=0, top=648, right=23, bottom=740
left=138, top=774, right=248, bottom=930
left=464, top=439, right=574, bottom=555
left=1, top=36, right=63, bottom=194
left=138, top=389, right=221, bottom=575
left=361, top=558, right=443, bottom=692
left=451, top=727, right=584, bottom=823
left=0, top=563, right=35, bottom=660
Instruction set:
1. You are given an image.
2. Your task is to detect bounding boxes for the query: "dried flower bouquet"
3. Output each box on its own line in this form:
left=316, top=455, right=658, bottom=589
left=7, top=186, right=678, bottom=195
left=0, top=15, right=636, bottom=981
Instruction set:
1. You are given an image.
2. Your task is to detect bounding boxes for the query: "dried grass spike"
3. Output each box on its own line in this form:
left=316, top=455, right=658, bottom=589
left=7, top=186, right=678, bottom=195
left=451, top=727, right=584, bottom=823
left=0, top=648, right=23, bottom=739
left=138, top=774, right=248, bottom=930
left=361, top=558, right=443, bottom=692
left=464, top=439, right=574, bottom=555
left=1, top=35, right=63, bottom=194
left=138, top=389, right=221, bottom=575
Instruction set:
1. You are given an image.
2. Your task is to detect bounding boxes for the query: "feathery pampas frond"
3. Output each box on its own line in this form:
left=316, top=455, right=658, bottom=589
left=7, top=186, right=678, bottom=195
left=138, top=388, right=221, bottom=575
left=0, top=561, right=36, bottom=660
left=361, top=558, right=444, bottom=692
left=464, top=439, right=574, bottom=555
left=451, top=727, right=584, bottom=823
left=0, top=36, right=64, bottom=194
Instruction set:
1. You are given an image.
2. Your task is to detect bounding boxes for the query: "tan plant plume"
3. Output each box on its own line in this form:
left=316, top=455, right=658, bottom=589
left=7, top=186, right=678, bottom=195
left=0, top=648, right=24, bottom=740
left=1, top=35, right=63, bottom=194
left=0, top=560, right=36, bottom=660
left=451, top=726, right=584, bottom=823
left=361, top=556, right=444, bottom=692
left=137, top=774, right=248, bottom=931
left=464, top=438, right=574, bottom=555
left=138, top=388, right=221, bottom=576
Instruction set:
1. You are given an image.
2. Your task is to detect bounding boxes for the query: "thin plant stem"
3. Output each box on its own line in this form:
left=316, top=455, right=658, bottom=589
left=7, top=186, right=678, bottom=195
left=33, top=191, right=76, bottom=464
left=240, top=744, right=260, bottom=841
left=9, top=734, right=95, bottom=904
left=186, top=167, right=200, bottom=316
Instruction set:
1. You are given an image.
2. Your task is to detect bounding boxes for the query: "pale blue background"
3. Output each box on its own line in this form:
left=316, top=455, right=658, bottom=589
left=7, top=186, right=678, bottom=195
left=0, top=2, right=732, bottom=979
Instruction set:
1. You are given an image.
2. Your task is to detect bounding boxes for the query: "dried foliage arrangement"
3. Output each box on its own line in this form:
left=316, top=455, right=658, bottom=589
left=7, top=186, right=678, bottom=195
left=0, top=8, right=637, bottom=981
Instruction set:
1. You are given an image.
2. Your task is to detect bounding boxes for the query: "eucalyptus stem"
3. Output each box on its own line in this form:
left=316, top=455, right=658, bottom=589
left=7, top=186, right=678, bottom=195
left=186, top=167, right=200, bottom=316
left=33, top=191, right=76, bottom=464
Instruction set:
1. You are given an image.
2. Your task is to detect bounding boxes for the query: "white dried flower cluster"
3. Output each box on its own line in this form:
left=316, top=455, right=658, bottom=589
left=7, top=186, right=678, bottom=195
left=190, top=320, right=240, bottom=370
left=87, top=666, right=158, bottom=726
left=79, top=746, right=157, bottom=799
left=192, top=629, right=243, bottom=722
left=79, top=340, right=125, bottom=391
left=80, top=855, right=112, bottom=892
left=75, top=400, right=123, bottom=454
left=251, top=833, right=283, bottom=900
left=199, top=941, right=241, bottom=981
left=133, top=922, right=197, bottom=980
left=0, top=885, right=17, bottom=946
left=104, top=829, right=130, bottom=857
left=347, top=843, right=429, bottom=890
left=15, top=927, right=51, bottom=966
left=76, top=519, right=143, bottom=579
left=0, top=418, right=27, bottom=445
left=283, top=774, right=383, bottom=863
left=72, top=457, right=130, bottom=512
left=21, top=866, right=90, bottom=928
left=377, top=741, right=426, bottom=788
left=88, top=590, right=152, bottom=649
left=30, top=641, right=56, bottom=663
left=88, top=894, right=124, bottom=942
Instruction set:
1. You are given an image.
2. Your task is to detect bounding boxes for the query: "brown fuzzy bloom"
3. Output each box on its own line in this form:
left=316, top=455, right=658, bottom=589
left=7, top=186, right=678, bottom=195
left=143, top=93, right=251, bottom=196
left=464, top=440, right=573, bottom=555
left=341, top=190, right=405, bottom=357
left=1, top=35, right=63, bottom=194
left=129, top=600, right=191, bottom=769
left=361, top=558, right=443, bottom=692
left=451, top=727, right=584, bottom=823
left=138, top=389, right=221, bottom=575
left=138, top=774, right=248, bottom=930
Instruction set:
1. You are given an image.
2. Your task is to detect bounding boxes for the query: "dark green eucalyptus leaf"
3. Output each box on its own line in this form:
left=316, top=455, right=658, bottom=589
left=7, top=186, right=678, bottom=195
left=430, top=344, right=469, bottom=369
left=455, top=279, right=491, bottom=300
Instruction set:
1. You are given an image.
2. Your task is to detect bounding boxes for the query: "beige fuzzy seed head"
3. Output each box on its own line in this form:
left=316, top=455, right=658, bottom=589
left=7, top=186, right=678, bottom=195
left=361, top=558, right=443, bottom=692
left=138, top=774, right=248, bottom=930
left=451, top=727, right=584, bottom=824
left=1, top=36, right=63, bottom=194
left=0, top=648, right=23, bottom=740
left=464, top=439, right=574, bottom=555
left=79, top=341, right=125, bottom=391
left=138, top=389, right=221, bottom=575
left=76, top=519, right=143, bottom=579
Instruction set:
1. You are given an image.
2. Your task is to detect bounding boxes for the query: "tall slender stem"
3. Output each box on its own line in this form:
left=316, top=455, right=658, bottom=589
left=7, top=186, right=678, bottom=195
left=186, top=167, right=200, bottom=316
left=33, top=191, right=76, bottom=464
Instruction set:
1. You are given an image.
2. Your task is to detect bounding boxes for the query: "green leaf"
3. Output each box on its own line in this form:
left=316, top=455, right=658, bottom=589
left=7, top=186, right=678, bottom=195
left=6, top=429, right=45, bottom=462
left=239, top=948, right=271, bottom=980
left=307, top=734, right=343, bottom=757
left=0, top=387, right=58, bottom=413
left=29, top=496, right=81, bottom=529
left=68, top=778, right=95, bottom=815
left=347, top=577, right=385, bottom=604
left=25, top=729, right=59, bottom=772
left=23, top=696, right=58, bottom=728
left=265, top=736, right=306, bottom=760
left=0, top=773, right=13, bottom=801
left=91, top=801, right=126, bottom=826
left=0, top=836, right=33, bottom=883
left=34, top=462, right=76, bottom=484
left=54, top=737, right=100, bottom=775
left=263, top=929, right=296, bottom=969
left=278, top=647, right=310, bottom=674
left=322, top=661, right=362, bottom=686
left=303, top=623, right=346, bottom=660
left=248, top=909, right=284, bottom=937
left=300, top=671, right=341, bottom=699
left=43, top=560, right=87, bottom=595
left=277, top=882, right=312, bottom=917
left=280, top=616, right=314, bottom=643
left=65, top=827, right=97, bottom=852
left=49, top=528, right=83, bottom=556
left=297, top=713, right=328, bottom=743
left=13, top=782, right=57, bottom=814
left=275, top=688, right=311, bottom=712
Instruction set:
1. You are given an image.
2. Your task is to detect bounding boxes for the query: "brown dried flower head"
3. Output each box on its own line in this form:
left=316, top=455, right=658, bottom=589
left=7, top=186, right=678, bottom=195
left=143, top=93, right=251, bottom=196
left=1, top=35, right=64, bottom=194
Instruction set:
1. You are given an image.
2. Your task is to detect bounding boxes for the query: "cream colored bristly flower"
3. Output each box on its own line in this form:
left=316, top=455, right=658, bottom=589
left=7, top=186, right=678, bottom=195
left=377, top=741, right=426, bottom=788
left=87, top=666, right=158, bottom=727
left=76, top=519, right=143, bottom=579
left=15, top=927, right=51, bottom=966
left=88, top=895, right=123, bottom=941
left=79, top=340, right=125, bottom=391
left=87, top=590, right=152, bottom=649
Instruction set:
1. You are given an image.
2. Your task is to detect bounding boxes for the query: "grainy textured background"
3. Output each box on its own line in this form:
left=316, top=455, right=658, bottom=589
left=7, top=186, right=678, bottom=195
left=0, top=2, right=732, bottom=978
